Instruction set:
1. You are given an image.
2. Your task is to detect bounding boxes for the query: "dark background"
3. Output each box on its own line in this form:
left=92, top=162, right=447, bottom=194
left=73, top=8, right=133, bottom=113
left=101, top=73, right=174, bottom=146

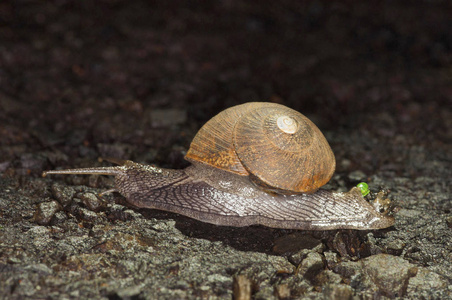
left=0, top=1, right=450, bottom=299
left=1, top=0, right=449, bottom=171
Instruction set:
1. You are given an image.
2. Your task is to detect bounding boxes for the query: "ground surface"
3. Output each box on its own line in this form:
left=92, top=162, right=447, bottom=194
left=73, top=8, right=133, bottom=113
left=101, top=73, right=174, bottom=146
left=0, top=1, right=451, bottom=299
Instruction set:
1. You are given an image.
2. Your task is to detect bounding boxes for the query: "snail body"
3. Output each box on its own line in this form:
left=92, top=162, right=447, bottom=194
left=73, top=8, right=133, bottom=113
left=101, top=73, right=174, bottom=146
left=43, top=102, right=394, bottom=230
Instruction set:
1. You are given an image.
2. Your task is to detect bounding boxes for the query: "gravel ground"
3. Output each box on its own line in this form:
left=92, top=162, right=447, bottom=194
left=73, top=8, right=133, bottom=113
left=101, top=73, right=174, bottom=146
left=0, top=1, right=451, bottom=299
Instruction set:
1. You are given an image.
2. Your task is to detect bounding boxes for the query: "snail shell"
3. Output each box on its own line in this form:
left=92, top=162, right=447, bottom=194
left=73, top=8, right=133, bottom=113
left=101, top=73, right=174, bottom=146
left=185, top=102, right=335, bottom=193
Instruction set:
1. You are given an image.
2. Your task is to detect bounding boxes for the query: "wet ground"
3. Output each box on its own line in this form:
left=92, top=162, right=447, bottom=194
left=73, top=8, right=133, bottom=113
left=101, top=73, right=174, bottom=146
left=0, top=1, right=451, bottom=299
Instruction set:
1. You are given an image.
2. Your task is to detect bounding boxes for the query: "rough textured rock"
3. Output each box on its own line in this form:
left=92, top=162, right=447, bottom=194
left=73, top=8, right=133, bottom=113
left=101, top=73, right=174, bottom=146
left=334, top=254, right=450, bottom=299
left=34, top=200, right=63, bottom=225
left=361, top=254, right=418, bottom=298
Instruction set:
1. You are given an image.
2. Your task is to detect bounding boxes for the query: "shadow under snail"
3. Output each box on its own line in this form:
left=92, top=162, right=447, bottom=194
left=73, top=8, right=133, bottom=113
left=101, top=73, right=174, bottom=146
left=43, top=102, right=395, bottom=230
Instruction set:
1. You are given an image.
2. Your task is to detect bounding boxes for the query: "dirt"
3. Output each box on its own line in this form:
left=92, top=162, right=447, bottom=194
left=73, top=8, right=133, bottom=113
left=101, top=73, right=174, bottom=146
left=0, top=1, right=450, bottom=299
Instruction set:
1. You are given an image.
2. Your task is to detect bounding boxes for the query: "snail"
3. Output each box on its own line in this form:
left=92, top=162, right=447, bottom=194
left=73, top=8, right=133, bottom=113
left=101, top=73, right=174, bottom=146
left=43, top=102, right=394, bottom=230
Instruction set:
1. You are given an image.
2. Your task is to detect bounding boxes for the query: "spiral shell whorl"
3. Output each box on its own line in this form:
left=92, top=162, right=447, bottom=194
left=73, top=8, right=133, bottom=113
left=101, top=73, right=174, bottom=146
left=277, top=116, right=298, bottom=134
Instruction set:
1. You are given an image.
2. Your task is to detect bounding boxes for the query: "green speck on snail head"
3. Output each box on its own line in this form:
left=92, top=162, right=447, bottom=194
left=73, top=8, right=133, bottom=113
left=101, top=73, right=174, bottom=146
left=357, top=182, right=370, bottom=196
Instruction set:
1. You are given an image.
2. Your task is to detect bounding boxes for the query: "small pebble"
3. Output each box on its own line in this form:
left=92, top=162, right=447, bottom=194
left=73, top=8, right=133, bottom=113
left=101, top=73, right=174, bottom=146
left=386, top=239, right=406, bottom=256
left=445, top=216, right=452, bottom=228
left=296, top=252, right=324, bottom=280
left=324, top=251, right=339, bottom=269
left=362, top=254, right=418, bottom=297
left=233, top=275, right=252, bottom=300
left=51, top=182, right=75, bottom=207
left=78, top=192, right=103, bottom=211
left=68, top=204, right=100, bottom=223
left=34, top=201, right=62, bottom=225
left=274, top=283, right=291, bottom=299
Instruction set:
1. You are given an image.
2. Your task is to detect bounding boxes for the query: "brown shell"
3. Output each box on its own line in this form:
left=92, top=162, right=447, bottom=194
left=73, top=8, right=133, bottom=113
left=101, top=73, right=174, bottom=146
left=185, top=102, right=335, bottom=193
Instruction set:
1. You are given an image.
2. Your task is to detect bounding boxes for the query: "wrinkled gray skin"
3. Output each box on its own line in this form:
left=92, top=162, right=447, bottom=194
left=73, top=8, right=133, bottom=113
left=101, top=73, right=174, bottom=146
left=43, top=160, right=395, bottom=230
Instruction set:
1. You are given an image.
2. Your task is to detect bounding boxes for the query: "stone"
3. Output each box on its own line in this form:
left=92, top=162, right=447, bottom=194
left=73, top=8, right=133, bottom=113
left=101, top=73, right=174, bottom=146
left=34, top=200, right=62, bottom=225
left=361, top=254, right=418, bottom=298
